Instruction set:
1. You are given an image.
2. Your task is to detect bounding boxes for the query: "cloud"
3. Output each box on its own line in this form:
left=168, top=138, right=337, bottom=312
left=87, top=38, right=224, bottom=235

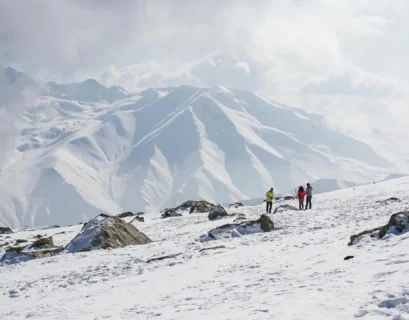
left=100, top=53, right=254, bottom=92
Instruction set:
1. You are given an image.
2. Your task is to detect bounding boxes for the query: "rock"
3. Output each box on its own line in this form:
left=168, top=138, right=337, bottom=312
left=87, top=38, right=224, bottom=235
left=208, top=205, right=228, bottom=221
left=15, top=239, right=28, bottom=244
left=146, top=253, right=182, bottom=263
left=378, top=197, right=401, bottom=205
left=202, top=214, right=274, bottom=241
left=348, top=211, right=409, bottom=246
left=117, top=211, right=135, bottom=218
left=283, top=196, right=296, bottom=201
left=41, top=225, right=61, bottom=230
left=30, top=237, right=55, bottom=249
left=0, top=227, right=13, bottom=234
left=130, top=216, right=145, bottom=223
left=273, top=204, right=299, bottom=214
left=344, top=256, right=354, bottom=260
left=178, top=200, right=215, bottom=213
left=65, top=213, right=151, bottom=253
left=229, top=202, right=244, bottom=208
left=136, top=212, right=145, bottom=216
left=199, top=245, right=226, bottom=252
left=232, top=213, right=247, bottom=223
left=161, top=209, right=182, bottom=218
left=34, top=234, right=43, bottom=239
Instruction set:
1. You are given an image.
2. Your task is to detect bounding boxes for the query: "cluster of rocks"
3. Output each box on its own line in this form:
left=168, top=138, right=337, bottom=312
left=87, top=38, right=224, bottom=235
left=0, top=227, right=13, bottom=234
left=0, top=235, right=64, bottom=264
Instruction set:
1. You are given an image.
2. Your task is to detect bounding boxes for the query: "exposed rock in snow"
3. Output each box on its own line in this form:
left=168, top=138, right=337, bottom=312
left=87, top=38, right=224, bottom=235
left=131, top=216, right=145, bottom=223
left=273, top=204, right=299, bottom=214
left=201, top=214, right=274, bottom=241
left=117, top=212, right=135, bottom=218
left=229, top=202, right=244, bottom=208
left=65, top=214, right=151, bottom=253
left=161, top=210, right=182, bottom=219
left=208, top=205, right=228, bottom=220
left=199, top=245, right=226, bottom=253
left=178, top=200, right=215, bottom=214
left=0, top=236, right=63, bottom=265
left=348, top=211, right=409, bottom=245
left=378, top=197, right=401, bottom=205
left=146, top=253, right=182, bottom=263
left=0, top=227, right=13, bottom=234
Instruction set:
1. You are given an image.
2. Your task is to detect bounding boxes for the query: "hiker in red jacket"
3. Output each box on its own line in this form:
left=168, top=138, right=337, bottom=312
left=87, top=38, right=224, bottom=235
left=297, top=186, right=306, bottom=210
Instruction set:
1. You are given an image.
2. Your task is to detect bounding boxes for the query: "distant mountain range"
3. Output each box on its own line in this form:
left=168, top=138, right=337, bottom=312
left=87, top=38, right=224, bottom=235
left=0, top=67, right=396, bottom=227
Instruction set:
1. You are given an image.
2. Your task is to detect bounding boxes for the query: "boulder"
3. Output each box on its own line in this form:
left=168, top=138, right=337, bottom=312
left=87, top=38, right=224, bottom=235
left=179, top=200, right=215, bottom=213
left=65, top=213, right=151, bottom=253
left=201, top=214, right=274, bottom=241
left=136, top=212, right=145, bottom=216
left=0, top=227, right=13, bottom=234
left=348, top=211, right=409, bottom=246
left=0, top=236, right=63, bottom=265
left=15, top=239, right=28, bottom=245
left=117, top=211, right=135, bottom=218
left=273, top=204, right=299, bottom=214
left=161, top=209, right=182, bottom=218
left=283, top=196, right=296, bottom=201
left=208, top=205, right=228, bottom=221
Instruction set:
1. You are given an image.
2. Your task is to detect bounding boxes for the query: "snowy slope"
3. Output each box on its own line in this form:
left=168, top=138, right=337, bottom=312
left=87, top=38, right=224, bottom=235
left=0, top=69, right=396, bottom=227
left=1, top=177, right=409, bottom=319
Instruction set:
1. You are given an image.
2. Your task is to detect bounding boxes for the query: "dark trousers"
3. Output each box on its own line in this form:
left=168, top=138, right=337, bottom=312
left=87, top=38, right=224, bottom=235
left=266, top=201, right=272, bottom=213
left=306, top=196, right=312, bottom=209
left=299, top=199, right=304, bottom=210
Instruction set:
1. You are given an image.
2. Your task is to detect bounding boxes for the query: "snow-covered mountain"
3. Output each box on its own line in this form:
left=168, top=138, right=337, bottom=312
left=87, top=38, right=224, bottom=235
left=0, top=68, right=396, bottom=227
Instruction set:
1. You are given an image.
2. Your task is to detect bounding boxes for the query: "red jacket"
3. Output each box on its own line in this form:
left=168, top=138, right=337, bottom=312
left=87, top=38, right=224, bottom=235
left=297, top=191, right=306, bottom=199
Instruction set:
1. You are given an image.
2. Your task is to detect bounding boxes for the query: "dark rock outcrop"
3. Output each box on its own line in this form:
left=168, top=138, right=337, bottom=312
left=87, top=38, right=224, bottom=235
left=117, top=211, right=135, bottom=218
left=201, top=214, right=274, bottom=241
left=273, top=204, right=299, bottom=214
left=0, top=227, right=13, bottom=234
left=378, top=197, right=401, bottom=205
left=348, top=211, right=409, bottom=246
left=66, top=213, right=151, bottom=253
left=199, top=245, right=226, bottom=252
left=208, top=205, right=228, bottom=221
left=229, top=202, right=244, bottom=208
left=283, top=196, right=296, bottom=201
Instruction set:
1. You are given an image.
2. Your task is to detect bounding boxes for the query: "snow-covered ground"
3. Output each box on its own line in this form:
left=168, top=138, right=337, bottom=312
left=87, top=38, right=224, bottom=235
left=1, top=177, right=409, bottom=319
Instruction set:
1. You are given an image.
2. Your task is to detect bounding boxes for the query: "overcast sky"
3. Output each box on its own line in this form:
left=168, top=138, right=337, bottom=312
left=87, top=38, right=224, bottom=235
left=1, top=1, right=409, bottom=143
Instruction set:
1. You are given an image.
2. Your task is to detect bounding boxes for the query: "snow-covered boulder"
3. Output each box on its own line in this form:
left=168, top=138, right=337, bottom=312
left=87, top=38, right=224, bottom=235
left=0, top=227, right=13, bottom=234
left=208, top=205, right=228, bottom=221
left=229, top=202, right=244, bottom=208
left=348, top=211, right=409, bottom=245
left=273, top=204, right=299, bottom=214
left=201, top=214, right=274, bottom=241
left=65, top=214, right=151, bottom=253
left=0, top=236, right=63, bottom=265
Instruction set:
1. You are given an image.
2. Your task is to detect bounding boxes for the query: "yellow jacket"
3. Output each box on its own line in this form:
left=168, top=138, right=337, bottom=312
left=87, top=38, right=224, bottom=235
left=266, top=190, right=274, bottom=202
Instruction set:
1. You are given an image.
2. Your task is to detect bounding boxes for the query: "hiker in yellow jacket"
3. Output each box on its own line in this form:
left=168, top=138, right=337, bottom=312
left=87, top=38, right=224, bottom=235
left=265, top=188, right=274, bottom=213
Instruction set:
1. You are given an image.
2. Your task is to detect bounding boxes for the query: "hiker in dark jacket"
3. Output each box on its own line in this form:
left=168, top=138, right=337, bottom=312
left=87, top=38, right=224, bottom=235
left=297, top=186, right=306, bottom=210
left=305, top=183, right=313, bottom=210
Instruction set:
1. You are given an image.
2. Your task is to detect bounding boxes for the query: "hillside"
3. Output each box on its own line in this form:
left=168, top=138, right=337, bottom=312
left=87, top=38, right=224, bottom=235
left=0, top=69, right=396, bottom=227
left=1, top=177, right=409, bottom=319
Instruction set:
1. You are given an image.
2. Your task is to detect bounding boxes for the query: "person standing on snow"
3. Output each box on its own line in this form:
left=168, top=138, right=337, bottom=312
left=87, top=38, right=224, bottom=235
left=265, top=188, right=274, bottom=214
left=297, top=186, right=306, bottom=210
left=305, top=183, right=313, bottom=210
